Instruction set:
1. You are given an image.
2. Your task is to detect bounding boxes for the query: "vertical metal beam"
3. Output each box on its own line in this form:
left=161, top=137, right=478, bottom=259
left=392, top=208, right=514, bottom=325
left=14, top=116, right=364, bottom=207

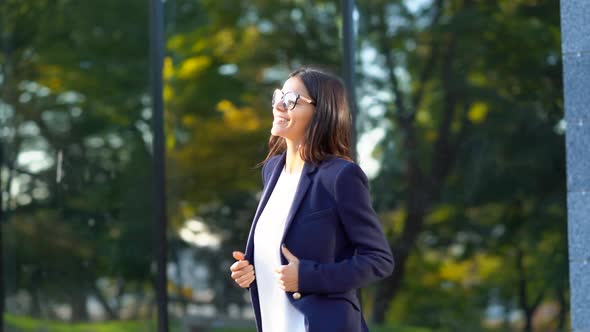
left=342, top=0, right=358, bottom=162
left=0, top=2, right=7, bottom=327
left=0, top=143, right=4, bottom=332
left=149, top=0, right=169, bottom=331
left=342, top=0, right=364, bottom=308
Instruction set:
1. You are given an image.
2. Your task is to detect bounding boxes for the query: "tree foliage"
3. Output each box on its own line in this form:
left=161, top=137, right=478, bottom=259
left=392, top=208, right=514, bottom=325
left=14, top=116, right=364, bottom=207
left=1, top=0, right=566, bottom=330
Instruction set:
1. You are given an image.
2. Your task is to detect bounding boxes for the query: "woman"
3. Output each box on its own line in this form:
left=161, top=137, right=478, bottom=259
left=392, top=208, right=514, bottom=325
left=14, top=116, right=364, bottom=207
left=230, top=66, right=394, bottom=332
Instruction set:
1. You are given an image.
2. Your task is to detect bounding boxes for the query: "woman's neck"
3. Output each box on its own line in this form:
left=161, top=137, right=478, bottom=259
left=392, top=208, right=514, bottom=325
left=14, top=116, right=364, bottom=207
left=284, top=139, right=305, bottom=174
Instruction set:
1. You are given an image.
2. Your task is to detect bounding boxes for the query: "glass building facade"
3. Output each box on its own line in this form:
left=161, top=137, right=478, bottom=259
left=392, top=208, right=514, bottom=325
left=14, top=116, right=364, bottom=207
left=1, top=1, right=159, bottom=331
left=1, top=1, right=356, bottom=331
left=2, top=1, right=568, bottom=331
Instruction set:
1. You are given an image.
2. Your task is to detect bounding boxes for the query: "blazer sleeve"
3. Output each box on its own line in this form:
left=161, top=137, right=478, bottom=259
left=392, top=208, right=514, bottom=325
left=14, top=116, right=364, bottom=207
left=297, top=162, right=394, bottom=294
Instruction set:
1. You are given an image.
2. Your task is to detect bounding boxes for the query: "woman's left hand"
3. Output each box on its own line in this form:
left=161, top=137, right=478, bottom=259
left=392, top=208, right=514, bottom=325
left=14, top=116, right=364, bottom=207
left=275, top=244, right=300, bottom=292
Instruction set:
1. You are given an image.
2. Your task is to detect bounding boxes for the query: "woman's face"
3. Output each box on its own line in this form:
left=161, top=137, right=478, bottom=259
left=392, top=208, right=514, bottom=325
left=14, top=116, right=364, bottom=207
left=271, top=77, right=315, bottom=144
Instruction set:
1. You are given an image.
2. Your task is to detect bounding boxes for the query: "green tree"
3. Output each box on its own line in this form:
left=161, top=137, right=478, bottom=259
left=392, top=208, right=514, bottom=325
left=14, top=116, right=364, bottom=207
left=357, top=0, right=565, bottom=328
left=1, top=0, right=567, bottom=329
left=1, top=0, right=155, bottom=320
left=161, top=0, right=347, bottom=314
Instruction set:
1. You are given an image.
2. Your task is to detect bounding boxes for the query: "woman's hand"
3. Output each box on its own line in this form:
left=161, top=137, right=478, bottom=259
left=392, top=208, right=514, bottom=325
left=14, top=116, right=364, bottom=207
left=274, top=245, right=300, bottom=292
left=230, top=251, right=255, bottom=288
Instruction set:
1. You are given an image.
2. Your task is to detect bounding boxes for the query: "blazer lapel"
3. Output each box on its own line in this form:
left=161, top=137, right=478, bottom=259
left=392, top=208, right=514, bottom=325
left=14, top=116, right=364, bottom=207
left=280, top=161, right=318, bottom=245
left=245, top=153, right=286, bottom=261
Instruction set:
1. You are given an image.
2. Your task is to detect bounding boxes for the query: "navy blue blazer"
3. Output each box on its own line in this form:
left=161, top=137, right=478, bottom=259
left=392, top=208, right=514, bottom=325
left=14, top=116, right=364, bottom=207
left=244, top=152, right=394, bottom=332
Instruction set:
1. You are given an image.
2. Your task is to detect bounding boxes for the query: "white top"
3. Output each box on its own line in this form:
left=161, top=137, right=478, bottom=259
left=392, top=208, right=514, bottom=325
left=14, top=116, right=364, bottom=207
left=254, top=168, right=306, bottom=332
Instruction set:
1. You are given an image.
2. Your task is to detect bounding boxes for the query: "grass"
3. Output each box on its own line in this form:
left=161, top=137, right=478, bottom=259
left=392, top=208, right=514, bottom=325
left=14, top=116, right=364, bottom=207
left=5, top=314, right=155, bottom=332
left=5, top=314, right=432, bottom=332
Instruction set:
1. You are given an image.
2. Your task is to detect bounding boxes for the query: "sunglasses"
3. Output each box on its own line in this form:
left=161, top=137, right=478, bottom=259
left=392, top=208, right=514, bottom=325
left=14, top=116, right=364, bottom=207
left=272, top=89, right=316, bottom=111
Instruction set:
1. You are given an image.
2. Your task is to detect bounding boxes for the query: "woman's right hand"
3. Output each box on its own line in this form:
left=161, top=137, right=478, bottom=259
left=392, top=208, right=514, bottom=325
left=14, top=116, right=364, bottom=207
left=230, top=251, right=255, bottom=288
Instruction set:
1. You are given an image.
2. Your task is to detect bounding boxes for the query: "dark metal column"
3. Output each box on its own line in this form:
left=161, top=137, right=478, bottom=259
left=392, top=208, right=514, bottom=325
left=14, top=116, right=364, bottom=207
left=342, top=0, right=364, bottom=309
left=0, top=143, right=4, bottom=332
left=342, top=0, right=358, bottom=161
left=0, top=5, right=8, bottom=327
left=149, top=0, right=169, bottom=331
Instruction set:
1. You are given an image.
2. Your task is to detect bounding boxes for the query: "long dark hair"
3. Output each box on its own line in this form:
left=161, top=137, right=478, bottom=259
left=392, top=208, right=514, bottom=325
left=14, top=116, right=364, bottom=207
left=261, top=66, right=353, bottom=166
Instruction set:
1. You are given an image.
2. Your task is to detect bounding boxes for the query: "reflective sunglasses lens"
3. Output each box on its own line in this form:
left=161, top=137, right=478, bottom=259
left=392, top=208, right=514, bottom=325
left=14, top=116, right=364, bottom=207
left=272, top=90, right=281, bottom=107
left=284, top=93, right=297, bottom=110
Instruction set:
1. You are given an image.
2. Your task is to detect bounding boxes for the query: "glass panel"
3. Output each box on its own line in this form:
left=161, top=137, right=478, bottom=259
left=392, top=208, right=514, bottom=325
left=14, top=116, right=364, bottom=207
left=161, top=1, right=567, bottom=331
left=1, top=1, right=157, bottom=331
left=162, top=1, right=343, bottom=330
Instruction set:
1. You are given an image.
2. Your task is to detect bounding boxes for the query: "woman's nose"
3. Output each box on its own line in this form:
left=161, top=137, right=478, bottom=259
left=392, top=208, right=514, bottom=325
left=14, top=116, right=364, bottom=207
left=273, top=99, right=287, bottom=112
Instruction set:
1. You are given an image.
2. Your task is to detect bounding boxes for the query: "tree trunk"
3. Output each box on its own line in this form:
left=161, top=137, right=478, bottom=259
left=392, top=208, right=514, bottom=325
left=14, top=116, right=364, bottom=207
left=556, top=285, right=567, bottom=331
left=171, top=243, right=187, bottom=314
left=368, top=0, right=465, bottom=324
left=372, top=204, right=427, bottom=323
left=29, top=269, right=43, bottom=318
left=133, top=291, right=146, bottom=319
left=91, top=283, right=118, bottom=320
left=516, top=249, right=532, bottom=332
left=516, top=247, right=549, bottom=332
left=372, top=251, right=408, bottom=323
left=70, top=287, right=88, bottom=322
left=30, top=287, right=42, bottom=318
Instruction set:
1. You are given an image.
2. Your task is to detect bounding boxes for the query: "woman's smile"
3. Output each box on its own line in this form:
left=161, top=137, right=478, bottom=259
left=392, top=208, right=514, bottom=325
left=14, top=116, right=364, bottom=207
left=273, top=115, right=291, bottom=126
left=274, top=114, right=290, bottom=122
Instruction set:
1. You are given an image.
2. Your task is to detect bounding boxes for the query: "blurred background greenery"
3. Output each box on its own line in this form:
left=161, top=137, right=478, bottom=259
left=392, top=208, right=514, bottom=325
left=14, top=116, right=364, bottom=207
left=0, top=0, right=566, bottom=331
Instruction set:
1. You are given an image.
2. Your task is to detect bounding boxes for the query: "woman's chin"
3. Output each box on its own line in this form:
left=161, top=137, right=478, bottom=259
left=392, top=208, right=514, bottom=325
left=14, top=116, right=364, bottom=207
left=271, top=126, right=287, bottom=137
